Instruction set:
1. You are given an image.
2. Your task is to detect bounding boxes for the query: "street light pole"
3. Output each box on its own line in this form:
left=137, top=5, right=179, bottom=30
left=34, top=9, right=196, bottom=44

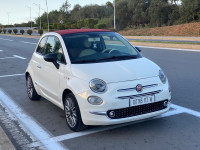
left=7, top=12, right=10, bottom=25
left=26, top=6, right=32, bottom=29
left=34, top=3, right=41, bottom=30
left=45, top=0, right=49, bottom=32
left=114, top=0, right=116, bottom=29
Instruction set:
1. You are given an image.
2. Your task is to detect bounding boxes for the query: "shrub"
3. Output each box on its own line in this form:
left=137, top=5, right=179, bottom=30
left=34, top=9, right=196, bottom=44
left=53, top=23, right=58, bottom=29
left=94, top=24, right=106, bottom=29
left=57, top=24, right=64, bottom=30
left=77, top=20, right=84, bottom=29
left=8, top=29, right=12, bottom=34
left=38, top=29, right=43, bottom=36
left=20, top=29, right=25, bottom=35
left=49, top=25, right=54, bottom=30
left=65, top=23, right=71, bottom=29
left=27, top=29, right=32, bottom=35
left=71, top=24, right=77, bottom=29
left=13, top=29, right=18, bottom=34
left=3, top=29, right=6, bottom=34
left=0, top=29, right=2, bottom=33
left=84, top=18, right=98, bottom=29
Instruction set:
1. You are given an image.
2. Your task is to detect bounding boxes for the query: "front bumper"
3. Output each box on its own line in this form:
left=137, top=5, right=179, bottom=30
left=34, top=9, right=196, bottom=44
left=75, top=76, right=171, bottom=125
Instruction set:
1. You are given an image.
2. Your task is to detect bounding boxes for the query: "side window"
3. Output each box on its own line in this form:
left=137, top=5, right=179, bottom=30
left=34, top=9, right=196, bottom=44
left=45, top=36, right=66, bottom=63
left=36, top=37, right=47, bottom=55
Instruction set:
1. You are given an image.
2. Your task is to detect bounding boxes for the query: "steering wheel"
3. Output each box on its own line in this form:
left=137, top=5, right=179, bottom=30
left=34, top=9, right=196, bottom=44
left=102, top=49, right=120, bottom=54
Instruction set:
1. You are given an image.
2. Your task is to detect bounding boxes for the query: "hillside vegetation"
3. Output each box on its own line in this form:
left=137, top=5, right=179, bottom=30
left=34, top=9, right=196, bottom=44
left=1, top=0, right=200, bottom=32
left=119, top=22, right=200, bottom=37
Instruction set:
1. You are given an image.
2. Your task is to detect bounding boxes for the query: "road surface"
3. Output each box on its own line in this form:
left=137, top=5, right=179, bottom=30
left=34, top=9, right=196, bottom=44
left=0, top=34, right=200, bottom=150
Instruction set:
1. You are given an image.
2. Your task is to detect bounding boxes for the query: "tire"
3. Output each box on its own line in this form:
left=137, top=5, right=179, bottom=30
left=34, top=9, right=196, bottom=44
left=26, top=74, right=41, bottom=100
left=64, top=93, right=87, bottom=131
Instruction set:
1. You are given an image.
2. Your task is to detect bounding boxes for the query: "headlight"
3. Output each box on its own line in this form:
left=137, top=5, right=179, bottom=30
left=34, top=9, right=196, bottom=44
left=159, top=70, right=167, bottom=84
left=89, top=79, right=107, bottom=93
left=87, top=96, right=103, bottom=105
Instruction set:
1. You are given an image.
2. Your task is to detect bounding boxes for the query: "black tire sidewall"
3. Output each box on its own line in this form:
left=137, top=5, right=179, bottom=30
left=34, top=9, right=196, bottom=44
left=64, top=93, right=86, bottom=131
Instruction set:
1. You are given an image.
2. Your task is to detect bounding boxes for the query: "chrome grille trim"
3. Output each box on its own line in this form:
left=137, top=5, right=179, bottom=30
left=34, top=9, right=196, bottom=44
left=117, top=90, right=162, bottom=99
left=117, top=84, right=158, bottom=92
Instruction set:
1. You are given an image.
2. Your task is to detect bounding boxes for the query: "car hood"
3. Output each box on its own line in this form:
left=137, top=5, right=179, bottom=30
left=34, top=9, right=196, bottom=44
left=71, top=57, right=160, bottom=83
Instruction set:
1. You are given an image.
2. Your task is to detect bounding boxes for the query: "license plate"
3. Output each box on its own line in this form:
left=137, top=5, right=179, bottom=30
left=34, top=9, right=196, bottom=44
left=130, top=95, right=155, bottom=107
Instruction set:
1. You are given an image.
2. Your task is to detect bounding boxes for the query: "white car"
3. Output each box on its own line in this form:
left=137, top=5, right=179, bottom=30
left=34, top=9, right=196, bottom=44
left=26, top=29, right=171, bottom=131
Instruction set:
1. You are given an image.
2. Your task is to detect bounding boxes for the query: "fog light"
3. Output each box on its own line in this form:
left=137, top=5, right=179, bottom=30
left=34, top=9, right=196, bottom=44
left=87, top=96, right=103, bottom=105
left=109, top=111, right=115, bottom=117
left=163, top=101, right=168, bottom=107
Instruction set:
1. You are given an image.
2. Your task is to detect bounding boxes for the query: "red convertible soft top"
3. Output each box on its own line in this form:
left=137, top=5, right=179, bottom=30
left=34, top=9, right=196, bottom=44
left=55, top=29, right=112, bottom=35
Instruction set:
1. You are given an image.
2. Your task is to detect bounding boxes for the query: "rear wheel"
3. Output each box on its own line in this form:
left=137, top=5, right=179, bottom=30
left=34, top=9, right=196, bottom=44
left=64, top=93, right=87, bottom=131
left=26, top=74, right=41, bottom=100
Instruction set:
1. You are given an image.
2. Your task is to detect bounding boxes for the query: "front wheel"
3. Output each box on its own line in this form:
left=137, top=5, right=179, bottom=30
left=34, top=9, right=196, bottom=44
left=26, top=74, right=41, bottom=100
left=64, top=93, right=87, bottom=131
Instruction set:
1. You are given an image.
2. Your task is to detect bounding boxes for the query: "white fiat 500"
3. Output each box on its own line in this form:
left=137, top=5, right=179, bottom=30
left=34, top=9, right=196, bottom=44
left=26, top=29, right=171, bottom=131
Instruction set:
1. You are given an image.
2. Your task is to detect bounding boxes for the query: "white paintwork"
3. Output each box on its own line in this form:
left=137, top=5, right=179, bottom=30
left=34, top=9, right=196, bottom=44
left=26, top=32, right=171, bottom=126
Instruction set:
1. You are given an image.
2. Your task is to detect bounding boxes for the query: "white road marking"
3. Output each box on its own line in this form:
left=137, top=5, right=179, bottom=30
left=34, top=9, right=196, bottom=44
left=29, top=107, right=184, bottom=147
left=13, top=55, right=27, bottom=59
left=171, top=104, right=200, bottom=118
left=0, top=74, right=24, bottom=78
left=21, top=41, right=37, bottom=45
left=0, top=38, right=13, bottom=42
left=0, top=50, right=3, bottom=52
left=0, top=89, right=67, bottom=150
left=0, top=99, right=43, bottom=149
left=0, top=56, right=16, bottom=59
left=137, top=46, right=200, bottom=52
left=0, top=55, right=26, bottom=60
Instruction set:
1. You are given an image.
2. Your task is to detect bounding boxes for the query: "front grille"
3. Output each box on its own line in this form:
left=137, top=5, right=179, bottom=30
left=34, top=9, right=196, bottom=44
left=107, top=100, right=168, bottom=119
left=117, top=84, right=158, bottom=92
left=117, top=90, right=162, bottom=99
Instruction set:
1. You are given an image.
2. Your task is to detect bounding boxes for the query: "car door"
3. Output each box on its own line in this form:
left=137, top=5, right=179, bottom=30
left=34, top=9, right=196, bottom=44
left=39, top=36, right=66, bottom=104
left=31, top=36, right=48, bottom=95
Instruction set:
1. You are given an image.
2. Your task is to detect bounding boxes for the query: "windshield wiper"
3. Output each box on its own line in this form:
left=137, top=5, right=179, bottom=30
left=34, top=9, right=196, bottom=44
left=72, top=59, right=98, bottom=63
left=72, top=55, right=137, bottom=64
left=97, top=55, right=137, bottom=61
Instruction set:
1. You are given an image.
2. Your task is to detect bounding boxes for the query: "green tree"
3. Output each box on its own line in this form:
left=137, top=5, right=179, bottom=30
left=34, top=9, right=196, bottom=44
left=20, top=29, right=25, bottom=35
left=38, top=29, right=43, bottom=36
left=8, top=29, right=12, bottom=34
left=3, top=29, right=6, bottom=34
left=179, top=0, right=200, bottom=23
left=27, top=30, right=32, bottom=35
left=13, top=29, right=18, bottom=34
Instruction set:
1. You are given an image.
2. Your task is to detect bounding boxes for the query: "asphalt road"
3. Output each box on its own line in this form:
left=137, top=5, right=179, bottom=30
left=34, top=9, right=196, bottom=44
left=0, top=34, right=200, bottom=150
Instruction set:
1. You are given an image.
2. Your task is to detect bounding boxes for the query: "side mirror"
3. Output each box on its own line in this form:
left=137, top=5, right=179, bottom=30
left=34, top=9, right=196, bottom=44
left=135, top=46, right=142, bottom=52
left=44, top=53, right=59, bottom=69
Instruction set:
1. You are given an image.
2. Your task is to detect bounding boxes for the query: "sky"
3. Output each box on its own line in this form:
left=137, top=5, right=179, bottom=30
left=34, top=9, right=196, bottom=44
left=0, top=0, right=113, bottom=25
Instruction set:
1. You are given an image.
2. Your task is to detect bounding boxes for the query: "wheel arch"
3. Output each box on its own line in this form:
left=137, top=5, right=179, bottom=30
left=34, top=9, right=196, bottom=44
left=62, top=89, right=73, bottom=106
left=25, top=72, right=30, bottom=79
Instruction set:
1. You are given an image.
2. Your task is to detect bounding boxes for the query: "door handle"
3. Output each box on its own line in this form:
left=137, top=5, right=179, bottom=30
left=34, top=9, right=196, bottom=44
left=37, top=65, right=41, bottom=69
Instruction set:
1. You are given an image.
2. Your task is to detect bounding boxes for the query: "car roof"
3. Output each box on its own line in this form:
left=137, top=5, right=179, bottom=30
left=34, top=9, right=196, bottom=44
left=54, top=29, right=112, bottom=35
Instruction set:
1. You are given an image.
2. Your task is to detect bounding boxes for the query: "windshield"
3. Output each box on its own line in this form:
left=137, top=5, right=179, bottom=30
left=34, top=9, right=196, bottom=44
left=62, top=32, right=142, bottom=64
